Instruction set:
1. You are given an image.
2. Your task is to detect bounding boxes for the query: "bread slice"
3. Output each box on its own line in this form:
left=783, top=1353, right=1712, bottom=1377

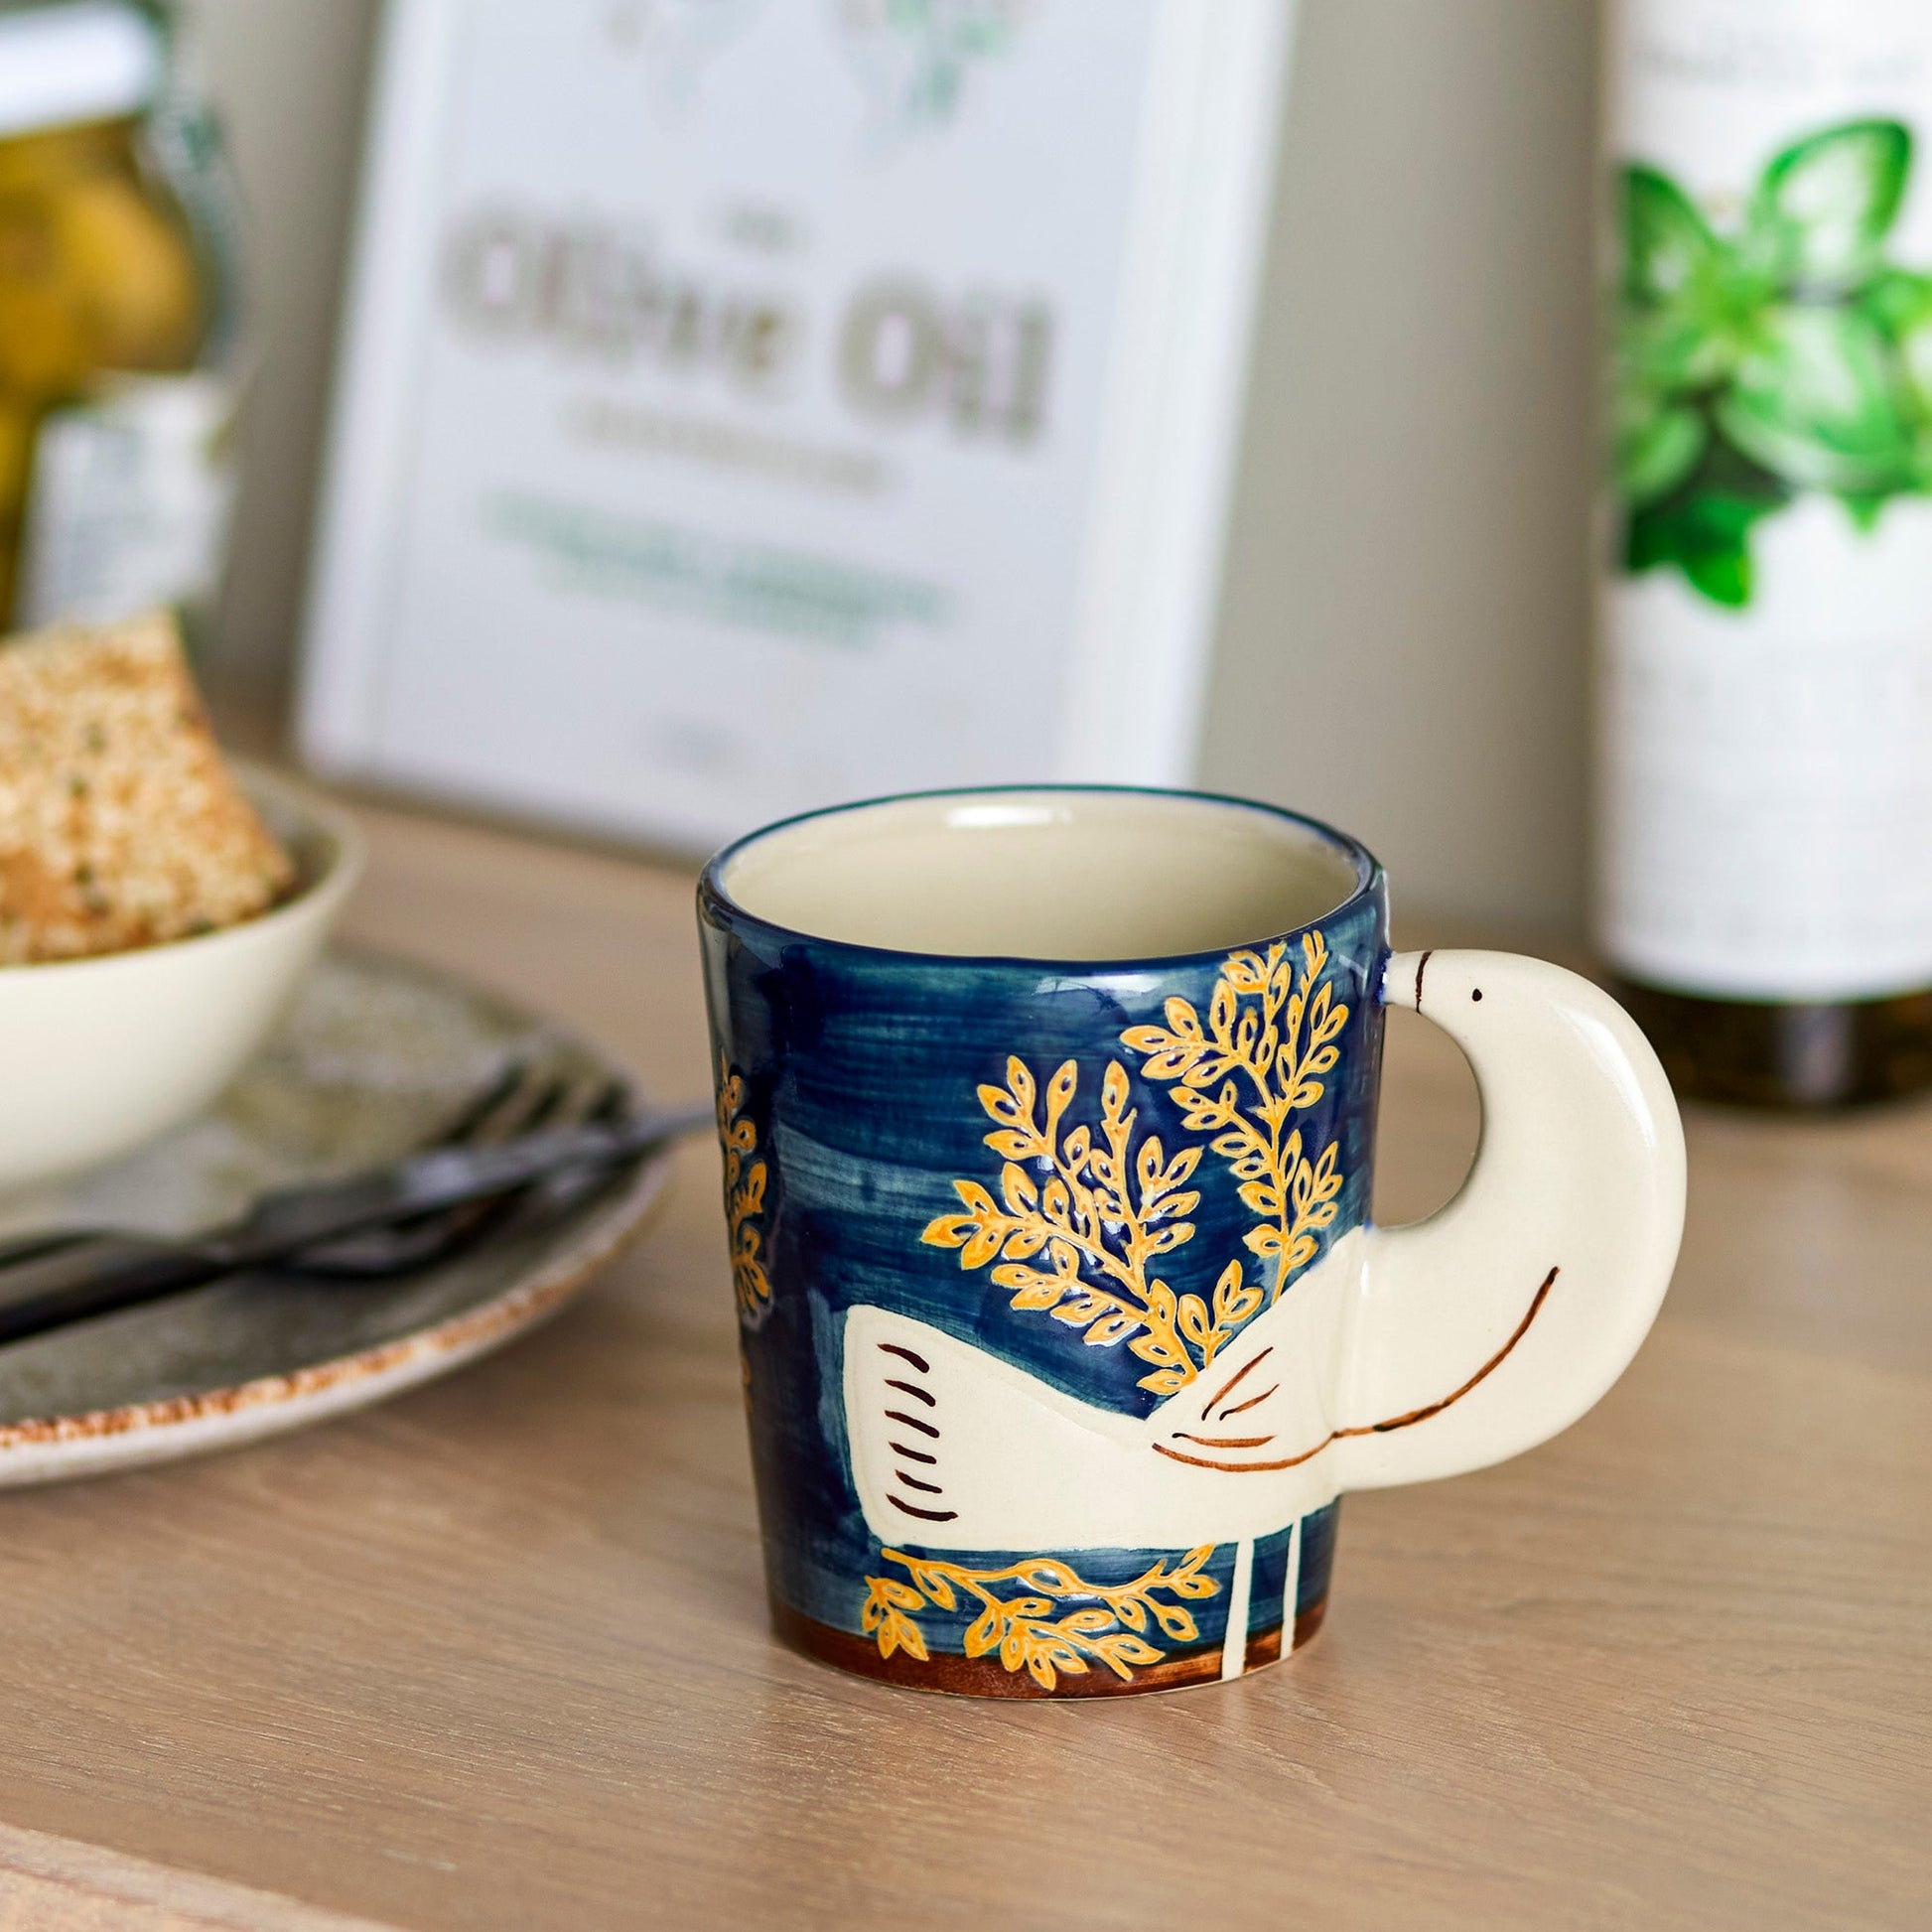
left=0, top=613, right=295, bottom=965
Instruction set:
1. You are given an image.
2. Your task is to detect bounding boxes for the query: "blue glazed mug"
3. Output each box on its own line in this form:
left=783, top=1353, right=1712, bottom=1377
left=699, top=788, right=1685, bottom=1698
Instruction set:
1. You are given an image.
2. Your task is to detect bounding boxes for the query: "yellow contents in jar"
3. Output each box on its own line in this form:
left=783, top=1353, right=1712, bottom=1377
left=0, top=117, right=204, bottom=625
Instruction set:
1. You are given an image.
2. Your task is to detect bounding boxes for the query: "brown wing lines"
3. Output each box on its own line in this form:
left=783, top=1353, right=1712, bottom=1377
left=1157, top=1265, right=1559, bottom=1473
left=1219, top=1384, right=1280, bottom=1417
left=1199, top=1347, right=1273, bottom=1420
left=877, top=1341, right=958, bottom=1523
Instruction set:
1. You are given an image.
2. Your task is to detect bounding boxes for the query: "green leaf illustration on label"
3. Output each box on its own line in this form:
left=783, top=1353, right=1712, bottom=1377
left=1747, top=121, right=1910, bottom=293
left=1614, top=119, right=1932, bottom=606
left=1717, top=307, right=1913, bottom=492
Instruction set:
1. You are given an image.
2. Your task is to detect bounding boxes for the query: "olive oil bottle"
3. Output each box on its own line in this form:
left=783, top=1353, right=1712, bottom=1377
left=1599, top=0, right=1932, bottom=1106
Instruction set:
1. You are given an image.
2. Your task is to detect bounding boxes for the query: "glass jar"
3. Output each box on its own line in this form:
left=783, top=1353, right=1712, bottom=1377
left=0, top=0, right=238, bottom=635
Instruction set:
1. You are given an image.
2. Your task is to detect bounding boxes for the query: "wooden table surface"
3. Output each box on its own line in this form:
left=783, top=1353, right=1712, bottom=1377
left=0, top=796, right=1924, bottom=1931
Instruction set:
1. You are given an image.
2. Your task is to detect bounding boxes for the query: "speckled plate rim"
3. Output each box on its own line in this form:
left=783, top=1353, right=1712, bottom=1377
left=0, top=1054, right=676, bottom=1489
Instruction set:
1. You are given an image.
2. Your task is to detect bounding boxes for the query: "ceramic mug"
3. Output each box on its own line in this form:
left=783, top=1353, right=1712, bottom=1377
left=699, top=788, right=1685, bottom=1698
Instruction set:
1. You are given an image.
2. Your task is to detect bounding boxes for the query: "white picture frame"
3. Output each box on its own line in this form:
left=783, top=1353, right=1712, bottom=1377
left=300, top=0, right=1294, bottom=853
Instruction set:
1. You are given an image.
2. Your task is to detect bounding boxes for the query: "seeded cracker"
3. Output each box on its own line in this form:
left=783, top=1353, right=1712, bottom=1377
left=0, top=613, right=295, bottom=964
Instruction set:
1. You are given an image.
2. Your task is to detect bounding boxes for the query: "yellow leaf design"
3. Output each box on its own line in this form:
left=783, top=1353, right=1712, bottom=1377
left=886, top=1609, right=927, bottom=1660
left=1093, top=1632, right=1165, bottom=1679
left=1136, top=1139, right=1167, bottom=1193
left=1225, top=952, right=1268, bottom=994
left=917, top=929, right=1347, bottom=1391
left=963, top=1603, right=1001, bottom=1657
left=997, top=1272, right=1067, bottom=1311
left=1052, top=1292, right=1114, bottom=1328
left=1176, top=1294, right=1212, bottom=1348
left=1164, top=1146, right=1203, bottom=1187
left=865, top=1548, right=1224, bottom=1688
left=953, top=1178, right=998, bottom=1216
left=961, top=1226, right=1003, bottom=1269
left=1211, top=1260, right=1262, bottom=1329
left=716, top=1057, right=773, bottom=1326
left=1043, top=1059, right=1078, bottom=1133
left=860, top=1577, right=931, bottom=1663
left=1151, top=1599, right=1198, bottom=1642
left=1209, top=981, right=1237, bottom=1037
left=1060, top=1606, right=1117, bottom=1635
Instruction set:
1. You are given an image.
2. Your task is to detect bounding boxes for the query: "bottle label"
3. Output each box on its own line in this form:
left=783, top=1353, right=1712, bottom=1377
left=1601, top=0, right=1932, bottom=1000
left=16, top=372, right=235, bottom=631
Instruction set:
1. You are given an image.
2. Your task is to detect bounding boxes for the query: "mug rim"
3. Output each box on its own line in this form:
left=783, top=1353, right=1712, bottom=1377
left=697, top=783, right=1386, bottom=972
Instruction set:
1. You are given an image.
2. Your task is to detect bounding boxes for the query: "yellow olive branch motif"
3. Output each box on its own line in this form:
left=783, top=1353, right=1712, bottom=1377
left=1126, top=929, right=1349, bottom=1300
left=861, top=1547, right=1219, bottom=1690
left=716, top=1056, right=770, bottom=1326
left=920, top=932, right=1347, bottom=1397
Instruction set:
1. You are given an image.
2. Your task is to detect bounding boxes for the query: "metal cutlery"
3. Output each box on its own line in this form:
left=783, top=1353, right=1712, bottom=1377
left=0, top=1067, right=710, bottom=1347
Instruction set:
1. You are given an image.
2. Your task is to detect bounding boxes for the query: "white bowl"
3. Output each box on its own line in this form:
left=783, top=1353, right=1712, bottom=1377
left=0, top=762, right=363, bottom=1193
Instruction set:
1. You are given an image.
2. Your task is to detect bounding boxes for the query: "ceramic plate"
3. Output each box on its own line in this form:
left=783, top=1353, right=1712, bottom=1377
left=0, top=950, right=675, bottom=1485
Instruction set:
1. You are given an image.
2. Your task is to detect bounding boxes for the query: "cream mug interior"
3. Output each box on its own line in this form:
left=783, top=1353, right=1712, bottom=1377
left=717, top=788, right=1368, bottom=959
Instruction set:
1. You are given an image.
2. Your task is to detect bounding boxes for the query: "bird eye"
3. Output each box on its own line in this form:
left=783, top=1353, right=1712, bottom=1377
left=1470, top=988, right=1483, bottom=1002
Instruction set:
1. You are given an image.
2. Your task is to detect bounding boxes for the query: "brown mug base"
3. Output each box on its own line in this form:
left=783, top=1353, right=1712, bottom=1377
left=771, top=1595, right=1329, bottom=1699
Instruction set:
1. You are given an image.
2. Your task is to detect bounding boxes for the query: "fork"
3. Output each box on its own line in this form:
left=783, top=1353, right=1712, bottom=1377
left=0, top=1058, right=562, bottom=1277
left=0, top=1073, right=710, bottom=1347
left=284, top=1065, right=628, bottom=1278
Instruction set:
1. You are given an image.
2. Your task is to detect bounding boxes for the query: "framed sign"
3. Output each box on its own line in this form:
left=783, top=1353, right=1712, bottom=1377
left=300, top=0, right=1294, bottom=852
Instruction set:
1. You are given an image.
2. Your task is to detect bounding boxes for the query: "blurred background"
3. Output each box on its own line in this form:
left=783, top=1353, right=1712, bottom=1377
left=187, top=0, right=1596, bottom=941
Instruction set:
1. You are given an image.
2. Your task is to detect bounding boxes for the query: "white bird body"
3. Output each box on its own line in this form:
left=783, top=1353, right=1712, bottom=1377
left=843, top=1228, right=1365, bottom=1552
left=840, top=948, right=1687, bottom=1562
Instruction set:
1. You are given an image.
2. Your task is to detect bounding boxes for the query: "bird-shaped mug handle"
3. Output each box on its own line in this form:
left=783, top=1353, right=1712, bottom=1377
left=1331, top=949, right=1687, bottom=1493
